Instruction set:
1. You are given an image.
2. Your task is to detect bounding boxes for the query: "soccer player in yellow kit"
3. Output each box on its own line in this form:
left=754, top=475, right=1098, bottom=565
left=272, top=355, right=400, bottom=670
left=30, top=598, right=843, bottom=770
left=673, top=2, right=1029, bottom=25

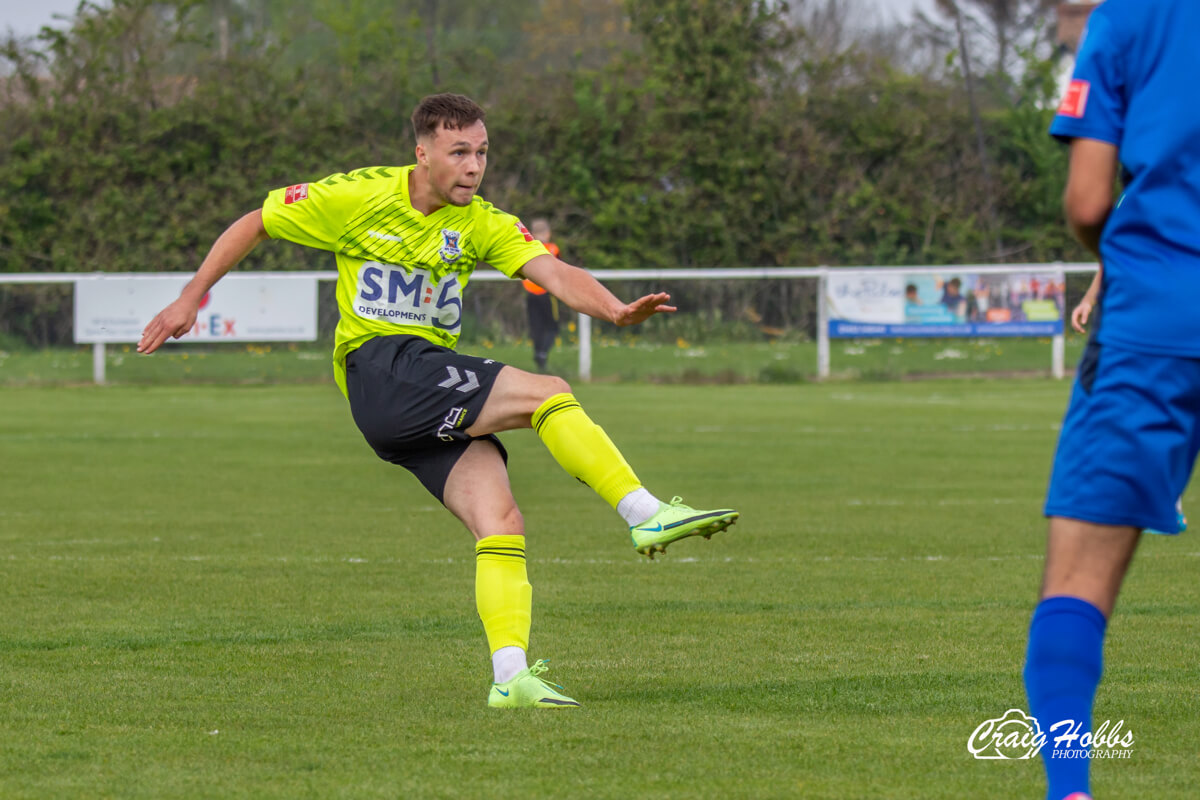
left=137, top=93, right=738, bottom=709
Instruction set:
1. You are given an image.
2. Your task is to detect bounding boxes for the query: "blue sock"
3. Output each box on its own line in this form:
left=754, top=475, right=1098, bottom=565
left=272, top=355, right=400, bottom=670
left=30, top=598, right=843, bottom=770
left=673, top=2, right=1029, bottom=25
left=1023, top=596, right=1107, bottom=800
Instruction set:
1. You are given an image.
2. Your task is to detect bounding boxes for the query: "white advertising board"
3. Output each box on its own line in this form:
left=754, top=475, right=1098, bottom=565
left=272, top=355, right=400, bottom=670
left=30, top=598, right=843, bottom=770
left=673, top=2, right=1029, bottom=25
left=826, top=269, right=1064, bottom=338
left=827, top=271, right=907, bottom=324
left=74, top=275, right=318, bottom=344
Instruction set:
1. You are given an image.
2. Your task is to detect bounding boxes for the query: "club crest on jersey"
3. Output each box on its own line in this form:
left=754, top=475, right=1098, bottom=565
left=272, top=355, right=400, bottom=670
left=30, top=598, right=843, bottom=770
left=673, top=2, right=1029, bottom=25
left=284, top=183, right=309, bottom=204
left=440, top=229, right=463, bottom=263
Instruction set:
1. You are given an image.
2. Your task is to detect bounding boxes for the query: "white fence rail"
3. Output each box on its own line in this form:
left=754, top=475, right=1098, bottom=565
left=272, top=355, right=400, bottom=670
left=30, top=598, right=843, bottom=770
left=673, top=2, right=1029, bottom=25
left=0, top=264, right=1100, bottom=384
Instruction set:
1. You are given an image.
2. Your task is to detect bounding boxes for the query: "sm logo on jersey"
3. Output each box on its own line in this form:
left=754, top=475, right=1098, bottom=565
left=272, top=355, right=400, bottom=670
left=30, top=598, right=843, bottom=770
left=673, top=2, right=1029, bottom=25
left=355, top=262, right=463, bottom=332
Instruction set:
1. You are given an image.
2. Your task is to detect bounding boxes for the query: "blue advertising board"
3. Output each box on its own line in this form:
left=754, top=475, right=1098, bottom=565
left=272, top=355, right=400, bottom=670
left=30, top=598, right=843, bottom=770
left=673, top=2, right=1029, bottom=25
left=827, top=271, right=1064, bottom=338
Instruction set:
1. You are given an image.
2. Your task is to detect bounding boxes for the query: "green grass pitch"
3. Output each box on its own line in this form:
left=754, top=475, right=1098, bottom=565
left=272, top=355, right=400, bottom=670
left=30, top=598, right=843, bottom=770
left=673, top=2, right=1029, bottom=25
left=1, top=381, right=1198, bottom=798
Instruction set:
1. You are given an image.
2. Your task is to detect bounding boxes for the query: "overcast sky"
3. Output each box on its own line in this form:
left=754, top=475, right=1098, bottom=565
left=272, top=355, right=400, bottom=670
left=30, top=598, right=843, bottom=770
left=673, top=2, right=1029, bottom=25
left=1, top=0, right=940, bottom=37
left=0, top=0, right=82, bottom=36
left=875, top=0, right=937, bottom=23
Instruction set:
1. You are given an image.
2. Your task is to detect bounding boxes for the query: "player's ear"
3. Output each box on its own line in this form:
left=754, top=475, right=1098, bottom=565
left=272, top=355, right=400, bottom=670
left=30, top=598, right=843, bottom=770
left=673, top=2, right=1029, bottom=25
left=415, top=140, right=427, bottom=167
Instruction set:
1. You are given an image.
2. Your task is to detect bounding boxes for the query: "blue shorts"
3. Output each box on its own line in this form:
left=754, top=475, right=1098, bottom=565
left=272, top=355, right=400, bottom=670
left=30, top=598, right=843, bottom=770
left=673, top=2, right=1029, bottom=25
left=1045, top=338, right=1200, bottom=533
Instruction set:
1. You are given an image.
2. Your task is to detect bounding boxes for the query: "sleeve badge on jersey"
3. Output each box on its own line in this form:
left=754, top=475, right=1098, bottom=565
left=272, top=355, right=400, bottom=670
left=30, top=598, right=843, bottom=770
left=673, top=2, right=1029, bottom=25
left=440, top=228, right=464, bottom=263
left=514, top=220, right=534, bottom=243
left=1056, top=79, right=1090, bottom=119
left=284, top=183, right=310, bottom=204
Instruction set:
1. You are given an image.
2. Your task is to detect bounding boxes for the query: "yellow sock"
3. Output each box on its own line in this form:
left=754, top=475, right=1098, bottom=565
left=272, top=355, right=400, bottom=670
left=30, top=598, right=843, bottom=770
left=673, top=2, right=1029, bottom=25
left=532, top=393, right=644, bottom=509
left=475, top=535, right=532, bottom=654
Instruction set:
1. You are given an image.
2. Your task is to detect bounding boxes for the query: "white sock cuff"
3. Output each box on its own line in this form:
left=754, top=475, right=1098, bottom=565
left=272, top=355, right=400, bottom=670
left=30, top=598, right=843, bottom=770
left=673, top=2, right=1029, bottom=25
left=617, top=488, right=661, bottom=527
left=492, top=646, right=528, bottom=684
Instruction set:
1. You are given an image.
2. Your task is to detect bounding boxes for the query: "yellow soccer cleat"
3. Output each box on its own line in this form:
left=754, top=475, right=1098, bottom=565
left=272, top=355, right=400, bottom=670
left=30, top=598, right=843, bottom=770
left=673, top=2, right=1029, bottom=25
left=630, top=496, right=739, bottom=559
left=487, top=660, right=581, bottom=709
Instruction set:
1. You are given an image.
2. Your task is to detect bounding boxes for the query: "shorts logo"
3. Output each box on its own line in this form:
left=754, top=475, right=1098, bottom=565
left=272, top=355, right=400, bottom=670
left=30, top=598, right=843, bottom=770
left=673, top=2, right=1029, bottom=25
left=515, top=220, right=534, bottom=243
left=284, top=183, right=309, bottom=204
left=440, top=229, right=463, bottom=263
left=1057, top=79, right=1090, bottom=119
left=437, top=406, right=468, bottom=442
left=437, top=366, right=480, bottom=393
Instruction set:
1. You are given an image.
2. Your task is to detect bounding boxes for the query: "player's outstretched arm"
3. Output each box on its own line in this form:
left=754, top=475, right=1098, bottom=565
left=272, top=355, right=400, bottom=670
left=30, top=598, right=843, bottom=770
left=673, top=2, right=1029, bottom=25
left=519, top=254, right=677, bottom=327
left=137, top=209, right=270, bottom=354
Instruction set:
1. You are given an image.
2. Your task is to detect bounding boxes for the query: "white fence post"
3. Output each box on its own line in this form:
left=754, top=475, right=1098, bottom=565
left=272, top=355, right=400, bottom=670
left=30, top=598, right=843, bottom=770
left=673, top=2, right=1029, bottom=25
left=1052, top=266, right=1066, bottom=379
left=578, top=312, right=592, bottom=382
left=1052, top=335, right=1065, bottom=380
left=93, top=342, right=106, bottom=385
left=817, top=267, right=830, bottom=380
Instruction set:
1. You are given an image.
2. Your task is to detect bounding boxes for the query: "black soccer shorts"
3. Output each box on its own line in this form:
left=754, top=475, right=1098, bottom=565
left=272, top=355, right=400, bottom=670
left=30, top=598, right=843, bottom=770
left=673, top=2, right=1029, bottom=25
left=345, top=334, right=509, bottom=503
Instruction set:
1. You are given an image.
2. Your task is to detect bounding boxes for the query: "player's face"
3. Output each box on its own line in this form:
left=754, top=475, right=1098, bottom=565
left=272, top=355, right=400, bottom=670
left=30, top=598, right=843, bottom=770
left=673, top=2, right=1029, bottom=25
left=418, top=121, right=488, bottom=207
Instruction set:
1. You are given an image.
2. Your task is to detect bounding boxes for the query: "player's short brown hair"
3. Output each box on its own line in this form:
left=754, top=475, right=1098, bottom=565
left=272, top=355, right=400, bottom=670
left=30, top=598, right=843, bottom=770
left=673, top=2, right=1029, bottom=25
left=411, top=93, right=486, bottom=141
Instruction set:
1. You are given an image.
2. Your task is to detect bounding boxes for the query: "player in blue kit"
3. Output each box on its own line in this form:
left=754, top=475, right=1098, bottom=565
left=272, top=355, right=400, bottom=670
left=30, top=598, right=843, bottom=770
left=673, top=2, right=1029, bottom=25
left=1026, top=2, right=1200, bottom=798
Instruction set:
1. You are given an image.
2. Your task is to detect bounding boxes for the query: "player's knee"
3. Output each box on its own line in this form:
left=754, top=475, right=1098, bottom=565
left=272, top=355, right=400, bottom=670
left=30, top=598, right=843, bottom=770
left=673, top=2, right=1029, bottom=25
left=467, top=504, right=524, bottom=539
left=543, top=375, right=571, bottom=399
left=494, top=503, right=524, bottom=536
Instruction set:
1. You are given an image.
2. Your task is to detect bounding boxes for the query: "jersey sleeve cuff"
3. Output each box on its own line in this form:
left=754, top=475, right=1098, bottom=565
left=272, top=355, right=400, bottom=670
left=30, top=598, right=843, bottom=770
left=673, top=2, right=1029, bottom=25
left=259, top=197, right=283, bottom=240
left=1049, top=121, right=1121, bottom=146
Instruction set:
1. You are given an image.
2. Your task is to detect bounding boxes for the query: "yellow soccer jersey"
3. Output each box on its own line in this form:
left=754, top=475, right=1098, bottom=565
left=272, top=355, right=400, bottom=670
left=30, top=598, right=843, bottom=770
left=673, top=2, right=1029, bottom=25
left=261, top=165, right=549, bottom=395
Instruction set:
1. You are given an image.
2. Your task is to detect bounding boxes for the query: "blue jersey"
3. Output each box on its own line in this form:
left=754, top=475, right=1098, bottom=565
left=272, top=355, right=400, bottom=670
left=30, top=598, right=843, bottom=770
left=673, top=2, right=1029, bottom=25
left=1050, top=0, right=1200, bottom=356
